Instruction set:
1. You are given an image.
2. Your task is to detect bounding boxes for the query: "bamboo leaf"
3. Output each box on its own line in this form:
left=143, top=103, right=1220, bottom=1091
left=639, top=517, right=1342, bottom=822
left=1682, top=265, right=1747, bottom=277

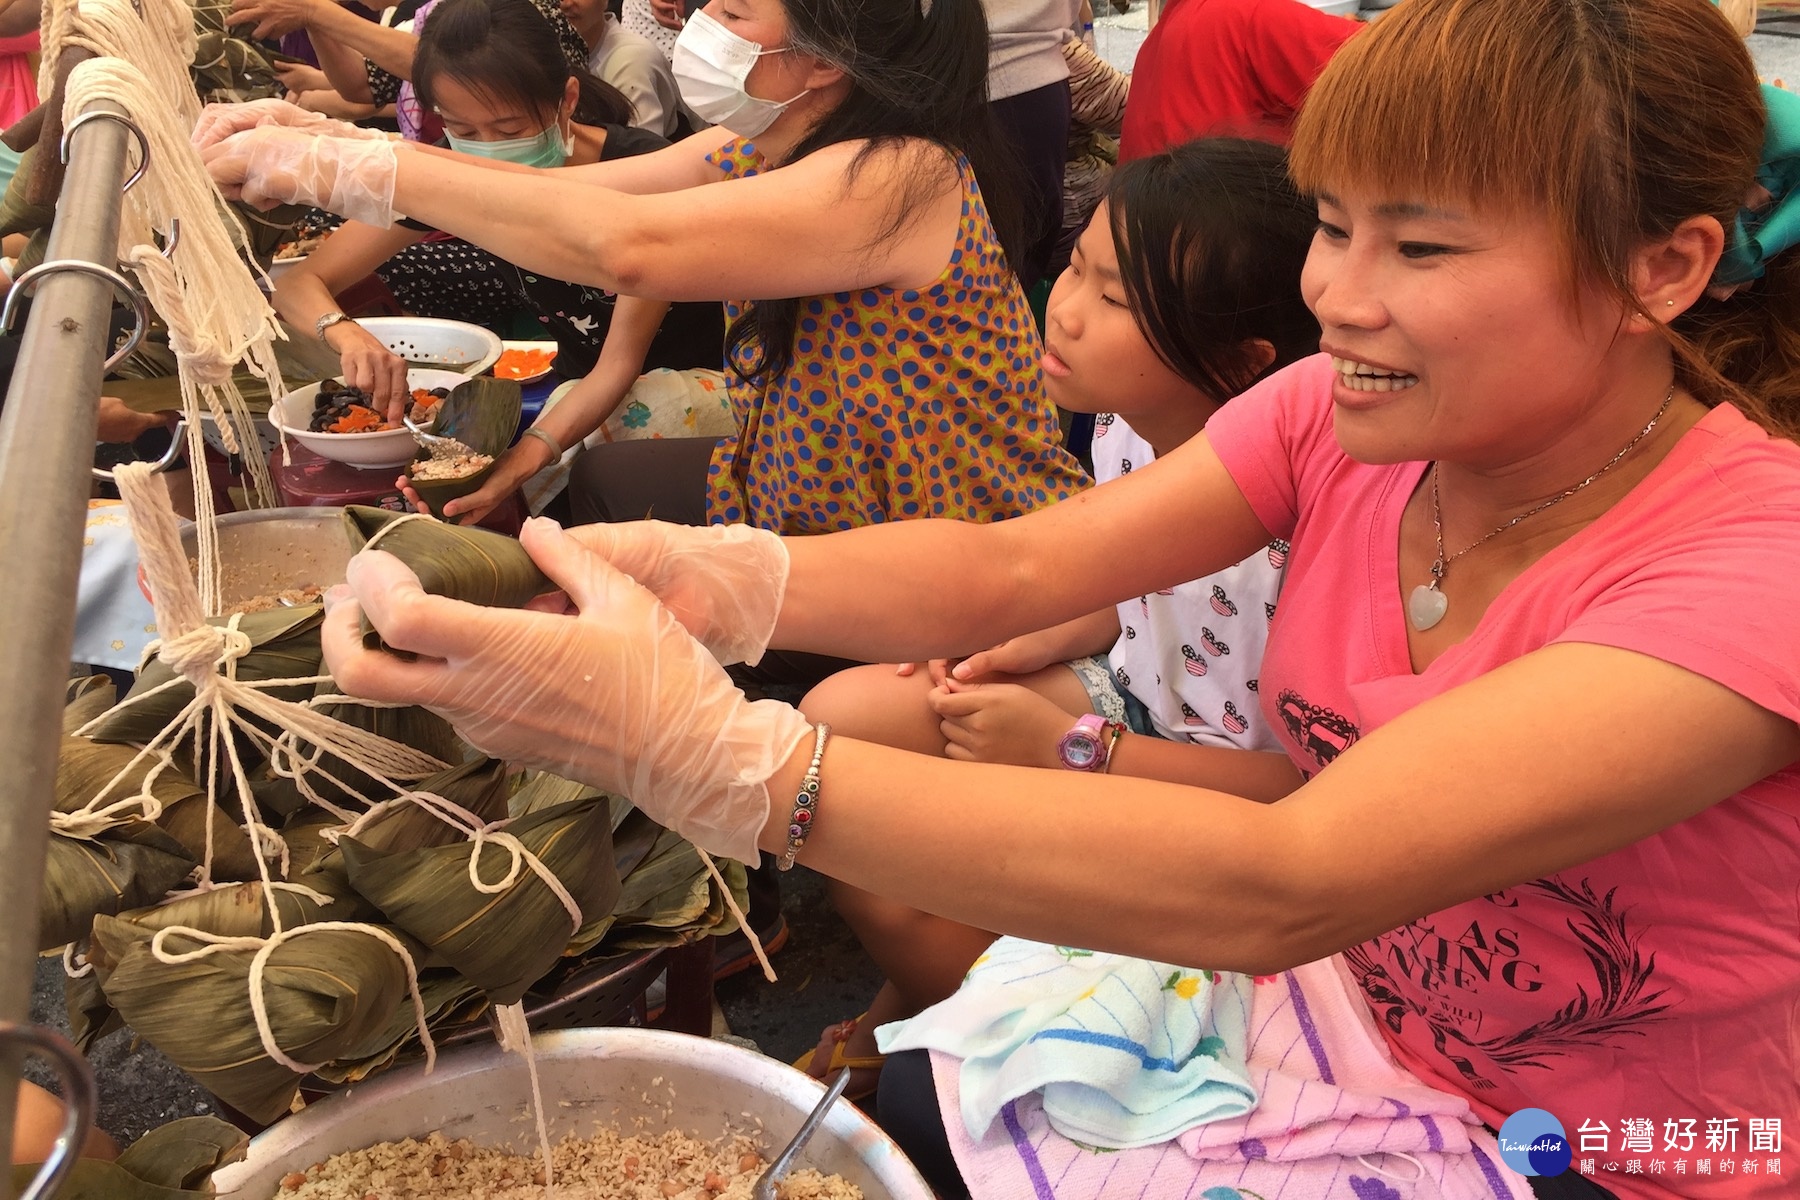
left=408, top=376, right=521, bottom=518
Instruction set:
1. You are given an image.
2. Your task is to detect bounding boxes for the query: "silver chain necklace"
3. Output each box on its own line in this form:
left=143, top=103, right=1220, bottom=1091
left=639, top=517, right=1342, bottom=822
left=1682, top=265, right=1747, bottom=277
left=1407, top=382, right=1677, bottom=633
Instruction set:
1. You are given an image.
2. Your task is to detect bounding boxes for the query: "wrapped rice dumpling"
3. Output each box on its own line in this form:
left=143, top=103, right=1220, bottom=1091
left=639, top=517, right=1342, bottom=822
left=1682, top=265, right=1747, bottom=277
left=342, top=507, right=549, bottom=653
left=40, top=822, right=197, bottom=952
left=250, top=676, right=460, bottom=817
left=95, top=917, right=416, bottom=1123
left=337, top=795, right=619, bottom=1004
left=10, top=1115, right=247, bottom=1199
left=406, top=376, right=521, bottom=518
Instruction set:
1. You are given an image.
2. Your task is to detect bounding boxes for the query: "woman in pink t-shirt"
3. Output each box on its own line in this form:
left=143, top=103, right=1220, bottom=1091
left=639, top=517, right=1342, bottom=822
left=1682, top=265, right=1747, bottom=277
left=316, top=1, right=1800, bottom=1197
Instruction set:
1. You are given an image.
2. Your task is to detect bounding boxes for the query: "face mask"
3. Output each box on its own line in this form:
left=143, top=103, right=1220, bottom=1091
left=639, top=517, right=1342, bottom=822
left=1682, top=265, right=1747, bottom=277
left=445, top=118, right=573, bottom=169
left=672, top=9, right=810, bottom=138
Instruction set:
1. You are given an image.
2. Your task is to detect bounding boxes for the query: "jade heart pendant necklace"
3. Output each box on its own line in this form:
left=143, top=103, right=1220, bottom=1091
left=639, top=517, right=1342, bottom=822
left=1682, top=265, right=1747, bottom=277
left=1408, top=382, right=1676, bottom=633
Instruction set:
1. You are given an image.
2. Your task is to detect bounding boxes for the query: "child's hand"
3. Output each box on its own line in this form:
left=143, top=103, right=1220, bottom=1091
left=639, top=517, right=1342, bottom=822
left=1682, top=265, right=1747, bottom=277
left=927, top=681, right=1076, bottom=769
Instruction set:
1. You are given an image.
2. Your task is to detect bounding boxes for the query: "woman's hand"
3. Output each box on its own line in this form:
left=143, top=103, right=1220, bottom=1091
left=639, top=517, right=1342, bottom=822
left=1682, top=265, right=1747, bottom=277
left=274, top=61, right=333, bottom=96
left=95, top=397, right=177, bottom=444
left=192, top=99, right=386, bottom=150
left=203, top=127, right=399, bottom=227
left=321, top=518, right=814, bottom=861
left=228, top=0, right=328, bottom=39
left=927, top=680, right=1074, bottom=769
left=324, top=320, right=410, bottom=421
left=558, top=520, right=789, bottom=666
left=397, top=438, right=550, bottom=524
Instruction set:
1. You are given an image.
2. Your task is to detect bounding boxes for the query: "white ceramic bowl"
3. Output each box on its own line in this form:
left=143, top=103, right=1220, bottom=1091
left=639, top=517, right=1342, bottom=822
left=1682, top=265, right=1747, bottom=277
left=271, top=368, right=470, bottom=469
left=210, top=1028, right=933, bottom=1199
left=356, top=316, right=505, bottom=376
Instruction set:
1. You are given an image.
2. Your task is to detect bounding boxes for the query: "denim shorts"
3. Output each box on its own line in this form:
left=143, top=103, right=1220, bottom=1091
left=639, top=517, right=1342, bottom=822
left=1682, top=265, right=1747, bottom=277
left=1066, top=655, right=1163, bottom=738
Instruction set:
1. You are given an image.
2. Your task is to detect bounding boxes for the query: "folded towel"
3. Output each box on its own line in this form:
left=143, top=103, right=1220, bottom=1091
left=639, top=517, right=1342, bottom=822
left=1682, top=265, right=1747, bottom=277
left=878, top=937, right=1257, bottom=1149
left=920, top=955, right=1534, bottom=1200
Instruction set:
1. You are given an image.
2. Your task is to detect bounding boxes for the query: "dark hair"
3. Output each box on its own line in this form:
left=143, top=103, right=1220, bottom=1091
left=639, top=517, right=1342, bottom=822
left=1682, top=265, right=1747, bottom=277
left=1291, top=0, right=1800, bottom=440
left=1107, top=138, right=1319, bottom=404
left=723, top=0, right=1024, bottom=387
left=413, top=0, right=634, bottom=131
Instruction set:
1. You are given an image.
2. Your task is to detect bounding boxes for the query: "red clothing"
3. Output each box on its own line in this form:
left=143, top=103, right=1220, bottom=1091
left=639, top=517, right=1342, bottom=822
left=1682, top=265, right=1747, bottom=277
left=1118, top=0, right=1357, bottom=161
left=0, top=32, right=39, bottom=130
left=1207, top=355, right=1800, bottom=1198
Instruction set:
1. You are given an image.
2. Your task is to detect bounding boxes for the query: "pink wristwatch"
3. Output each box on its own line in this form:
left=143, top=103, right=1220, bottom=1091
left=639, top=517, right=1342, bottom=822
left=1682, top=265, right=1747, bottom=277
left=1057, top=713, right=1125, bottom=772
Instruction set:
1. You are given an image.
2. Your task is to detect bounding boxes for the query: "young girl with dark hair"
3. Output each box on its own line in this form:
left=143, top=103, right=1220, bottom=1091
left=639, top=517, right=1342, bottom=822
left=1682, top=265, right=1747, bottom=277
left=271, top=0, right=725, bottom=424
left=794, top=137, right=1320, bottom=1100
left=204, top=0, right=1089, bottom=552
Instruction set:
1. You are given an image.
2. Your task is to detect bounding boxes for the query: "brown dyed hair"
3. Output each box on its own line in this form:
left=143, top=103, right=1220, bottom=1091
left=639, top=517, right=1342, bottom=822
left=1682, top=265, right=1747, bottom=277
left=1289, top=0, right=1800, bottom=440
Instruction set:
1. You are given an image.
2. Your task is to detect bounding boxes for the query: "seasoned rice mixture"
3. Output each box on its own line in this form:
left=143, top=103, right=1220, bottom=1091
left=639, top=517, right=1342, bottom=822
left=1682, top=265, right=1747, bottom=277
left=275, top=1127, right=863, bottom=1199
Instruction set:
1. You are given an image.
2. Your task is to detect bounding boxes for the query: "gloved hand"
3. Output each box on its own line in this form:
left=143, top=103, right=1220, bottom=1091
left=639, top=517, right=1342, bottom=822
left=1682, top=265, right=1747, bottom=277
left=320, top=518, right=814, bottom=862
left=191, top=98, right=389, bottom=151
left=203, top=127, right=400, bottom=229
left=560, top=520, right=790, bottom=667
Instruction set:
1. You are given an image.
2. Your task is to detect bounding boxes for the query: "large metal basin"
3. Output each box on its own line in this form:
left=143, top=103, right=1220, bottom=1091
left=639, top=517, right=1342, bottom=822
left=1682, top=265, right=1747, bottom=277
left=146, top=507, right=354, bottom=610
left=210, top=1028, right=933, bottom=1199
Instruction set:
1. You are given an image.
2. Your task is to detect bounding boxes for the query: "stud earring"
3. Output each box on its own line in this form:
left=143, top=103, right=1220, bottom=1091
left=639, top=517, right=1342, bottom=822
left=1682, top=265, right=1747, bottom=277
left=1666, top=299, right=1676, bottom=307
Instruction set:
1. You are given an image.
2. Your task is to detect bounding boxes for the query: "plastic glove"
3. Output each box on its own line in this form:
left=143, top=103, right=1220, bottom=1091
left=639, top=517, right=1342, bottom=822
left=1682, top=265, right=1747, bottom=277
left=320, top=518, right=814, bottom=862
left=191, top=98, right=387, bottom=151
left=203, top=127, right=400, bottom=228
left=560, top=520, right=789, bottom=667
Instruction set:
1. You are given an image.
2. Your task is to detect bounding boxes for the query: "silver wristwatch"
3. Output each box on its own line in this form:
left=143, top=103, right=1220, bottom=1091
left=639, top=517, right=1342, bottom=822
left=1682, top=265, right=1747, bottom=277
left=315, top=310, right=355, bottom=343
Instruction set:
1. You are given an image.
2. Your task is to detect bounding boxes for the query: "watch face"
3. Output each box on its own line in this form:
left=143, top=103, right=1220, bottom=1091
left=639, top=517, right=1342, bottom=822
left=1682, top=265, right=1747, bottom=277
left=1060, top=732, right=1101, bottom=770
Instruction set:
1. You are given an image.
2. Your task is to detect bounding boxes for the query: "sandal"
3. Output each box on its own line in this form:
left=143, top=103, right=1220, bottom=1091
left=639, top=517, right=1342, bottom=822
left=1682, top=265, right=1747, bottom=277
left=792, top=1013, right=887, bottom=1102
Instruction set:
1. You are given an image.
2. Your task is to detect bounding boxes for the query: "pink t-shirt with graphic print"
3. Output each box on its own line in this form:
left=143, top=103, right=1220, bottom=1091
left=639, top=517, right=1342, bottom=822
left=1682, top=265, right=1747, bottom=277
left=1205, top=354, right=1800, bottom=1199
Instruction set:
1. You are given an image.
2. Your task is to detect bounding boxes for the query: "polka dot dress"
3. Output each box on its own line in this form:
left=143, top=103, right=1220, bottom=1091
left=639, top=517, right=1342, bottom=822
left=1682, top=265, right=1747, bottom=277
left=703, top=139, right=1091, bottom=535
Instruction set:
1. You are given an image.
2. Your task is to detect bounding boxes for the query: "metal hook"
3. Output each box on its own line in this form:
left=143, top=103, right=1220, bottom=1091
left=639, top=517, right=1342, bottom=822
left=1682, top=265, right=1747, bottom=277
left=91, top=418, right=187, bottom=482
left=160, top=217, right=181, bottom=259
left=60, top=110, right=150, bottom=194
left=0, top=259, right=150, bottom=372
left=0, top=1021, right=97, bottom=1200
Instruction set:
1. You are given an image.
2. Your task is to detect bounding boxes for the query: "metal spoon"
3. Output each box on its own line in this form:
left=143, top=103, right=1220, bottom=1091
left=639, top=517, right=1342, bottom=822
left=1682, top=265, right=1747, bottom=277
left=752, top=1067, right=854, bottom=1200
left=402, top=413, right=474, bottom=461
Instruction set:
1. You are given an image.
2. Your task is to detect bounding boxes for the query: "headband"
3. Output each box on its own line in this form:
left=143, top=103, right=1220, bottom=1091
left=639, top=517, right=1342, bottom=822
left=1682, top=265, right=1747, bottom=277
left=1714, top=83, right=1800, bottom=290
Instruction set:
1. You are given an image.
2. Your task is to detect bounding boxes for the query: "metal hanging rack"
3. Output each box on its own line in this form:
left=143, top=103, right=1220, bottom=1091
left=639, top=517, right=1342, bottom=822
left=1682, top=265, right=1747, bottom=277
left=0, top=80, right=155, bottom=1191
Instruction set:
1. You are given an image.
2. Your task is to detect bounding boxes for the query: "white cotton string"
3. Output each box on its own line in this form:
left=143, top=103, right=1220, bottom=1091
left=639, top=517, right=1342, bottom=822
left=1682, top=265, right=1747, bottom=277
left=40, top=0, right=196, bottom=123
left=493, top=1001, right=555, bottom=1193
left=148, top=922, right=436, bottom=1076
left=696, top=849, right=775, bottom=983
left=358, top=511, right=435, bottom=553
left=63, top=55, right=289, bottom=611
left=62, top=944, right=94, bottom=980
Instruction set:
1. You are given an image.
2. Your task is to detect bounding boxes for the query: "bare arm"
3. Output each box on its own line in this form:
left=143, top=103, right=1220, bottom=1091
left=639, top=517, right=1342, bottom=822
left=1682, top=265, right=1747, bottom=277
left=772, top=432, right=1274, bottom=663
left=533, top=295, right=671, bottom=450
left=385, top=137, right=961, bottom=300
left=406, top=126, right=732, bottom=193
left=309, top=25, right=379, bottom=105
left=272, top=219, right=423, bottom=413
left=0, top=0, right=40, bottom=39
left=763, top=643, right=1800, bottom=972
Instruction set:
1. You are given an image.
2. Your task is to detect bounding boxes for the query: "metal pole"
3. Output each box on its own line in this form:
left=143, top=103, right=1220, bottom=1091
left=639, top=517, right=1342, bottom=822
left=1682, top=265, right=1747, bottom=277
left=0, top=99, right=133, bottom=1189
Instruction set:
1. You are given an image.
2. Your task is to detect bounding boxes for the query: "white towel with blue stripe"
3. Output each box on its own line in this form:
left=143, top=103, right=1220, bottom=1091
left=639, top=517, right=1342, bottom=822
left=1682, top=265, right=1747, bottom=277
left=876, top=936, right=1257, bottom=1150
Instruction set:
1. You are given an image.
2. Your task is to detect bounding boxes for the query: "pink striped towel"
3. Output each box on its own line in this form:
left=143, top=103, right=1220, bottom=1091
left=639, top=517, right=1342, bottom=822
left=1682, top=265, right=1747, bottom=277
left=928, top=956, right=1535, bottom=1200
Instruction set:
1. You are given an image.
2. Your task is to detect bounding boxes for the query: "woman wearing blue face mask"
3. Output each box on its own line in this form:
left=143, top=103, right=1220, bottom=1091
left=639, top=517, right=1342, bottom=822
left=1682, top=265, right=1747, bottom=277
left=271, top=0, right=726, bottom=416
left=205, top=0, right=1090, bottom=563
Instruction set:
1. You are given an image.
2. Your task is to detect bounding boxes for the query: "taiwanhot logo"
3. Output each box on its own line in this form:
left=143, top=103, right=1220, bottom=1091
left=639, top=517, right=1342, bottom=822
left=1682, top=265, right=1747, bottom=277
left=1497, top=1108, right=1572, bottom=1178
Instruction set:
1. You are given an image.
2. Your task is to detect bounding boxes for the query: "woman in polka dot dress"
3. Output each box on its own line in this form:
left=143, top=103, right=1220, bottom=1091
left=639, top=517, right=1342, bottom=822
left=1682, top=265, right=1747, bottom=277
left=204, top=0, right=1091, bottom=543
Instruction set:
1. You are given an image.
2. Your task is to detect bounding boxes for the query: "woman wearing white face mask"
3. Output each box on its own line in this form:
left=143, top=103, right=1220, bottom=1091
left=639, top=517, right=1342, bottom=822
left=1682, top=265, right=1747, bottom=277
left=272, top=0, right=726, bottom=422
left=201, top=0, right=1090, bottom=617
